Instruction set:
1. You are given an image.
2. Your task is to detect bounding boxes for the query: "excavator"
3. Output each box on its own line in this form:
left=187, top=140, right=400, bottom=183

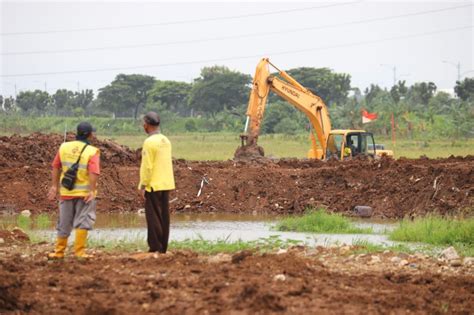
left=236, top=58, right=387, bottom=161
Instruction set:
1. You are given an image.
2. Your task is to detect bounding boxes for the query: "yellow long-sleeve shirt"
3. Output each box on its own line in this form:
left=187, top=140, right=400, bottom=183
left=139, top=133, right=175, bottom=192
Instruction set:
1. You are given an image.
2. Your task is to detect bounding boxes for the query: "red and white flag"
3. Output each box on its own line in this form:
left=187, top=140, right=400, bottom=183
left=362, top=110, right=378, bottom=124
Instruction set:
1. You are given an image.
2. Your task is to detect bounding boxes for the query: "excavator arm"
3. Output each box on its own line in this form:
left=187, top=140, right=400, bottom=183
left=241, top=58, right=332, bottom=159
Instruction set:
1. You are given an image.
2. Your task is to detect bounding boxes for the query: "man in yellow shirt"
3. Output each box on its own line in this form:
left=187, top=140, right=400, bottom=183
left=139, top=112, right=175, bottom=253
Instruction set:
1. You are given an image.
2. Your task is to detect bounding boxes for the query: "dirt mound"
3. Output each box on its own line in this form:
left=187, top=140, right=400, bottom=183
left=0, top=132, right=139, bottom=168
left=0, top=228, right=30, bottom=246
left=0, top=134, right=473, bottom=218
left=233, top=144, right=265, bottom=160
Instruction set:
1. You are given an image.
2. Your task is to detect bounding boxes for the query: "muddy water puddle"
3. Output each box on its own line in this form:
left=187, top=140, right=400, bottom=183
left=1, top=213, right=399, bottom=247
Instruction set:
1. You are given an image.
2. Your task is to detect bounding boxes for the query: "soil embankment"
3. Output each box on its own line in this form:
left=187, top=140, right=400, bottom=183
left=0, top=133, right=473, bottom=218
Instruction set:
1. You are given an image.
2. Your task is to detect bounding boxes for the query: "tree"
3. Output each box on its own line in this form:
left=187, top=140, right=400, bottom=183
left=52, top=89, right=75, bottom=113
left=448, top=100, right=474, bottom=137
left=454, top=78, right=474, bottom=101
left=364, top=84, right=384, bottom=106
left=390, top=80, right=408, bottom=103
left=98, top=74, right=155, bottom=119
left=73, top=89, right=94, bottom=110
left=3, top=96, right=15, bottom=112
left=406, top=82, right=437, bottom=106
left=16, top=90, right=50, bottom=113
left=261, top=101, right=306, bottom=134
left=285, top=67, right=351, bottom=105
left=147, top=80, right=191, bottom=116
left=188, top=66, right=251, bottom=117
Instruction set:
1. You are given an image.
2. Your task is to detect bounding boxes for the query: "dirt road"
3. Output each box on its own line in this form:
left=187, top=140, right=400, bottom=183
left=0, top=133, right=473, bottom=218
left=1, top=242, right=473, bottom=314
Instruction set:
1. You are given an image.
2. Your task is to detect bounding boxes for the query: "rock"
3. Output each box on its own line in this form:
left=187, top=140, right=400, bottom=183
left=369, top=255, right=381, bottom=264
left=130, top=252, right=159, bottom=261
left=231, top=250, right=253, bottom=264
left=440, top=246, right=460, bottom=261
left=184, top=205, right=191, bottom=209
left=208, top=253, right=232, bottom=264
left=276, top=248, right=288, bottom=255
left=463, top=257, right=474, bottom=266
left=21, top=209, right=31, bottom=217
left=399, top=259, right=409, bottom=267
left=414, top=253, right=427, bottom=260
left=137, top=208, right=145, bottom=215
left=11, top=227, right=29, bottom=241
left=339, top=245, right=352, bottom=254
left=409, top=263, right=418, bottom=269
left=273, top=274, right=286, bottom=282
left=450, top=259, right=462, bottom=267
left=390, top=256, right=402, bottom=264
left=353, top=206, right=373, bottom=218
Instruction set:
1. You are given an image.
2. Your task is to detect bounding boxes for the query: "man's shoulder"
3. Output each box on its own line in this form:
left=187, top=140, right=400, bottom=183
left=146, top=133, right=170, bottom=143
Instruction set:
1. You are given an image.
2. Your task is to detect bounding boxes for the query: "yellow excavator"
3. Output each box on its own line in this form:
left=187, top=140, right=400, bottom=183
left=236, top=58, right=389, bottom=160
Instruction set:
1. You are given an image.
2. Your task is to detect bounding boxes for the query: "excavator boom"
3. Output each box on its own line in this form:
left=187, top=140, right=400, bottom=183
left=241, top=58, right=331, bottom=159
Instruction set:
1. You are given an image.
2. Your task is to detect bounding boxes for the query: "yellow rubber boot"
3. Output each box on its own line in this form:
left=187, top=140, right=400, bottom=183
left=74, top=229, right=93, bottom=258
left=48, top=237, right=68, bottom=259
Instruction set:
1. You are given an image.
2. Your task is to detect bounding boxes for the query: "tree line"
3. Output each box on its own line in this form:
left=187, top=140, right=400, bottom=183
left=1, top=65, right=473, bottom=138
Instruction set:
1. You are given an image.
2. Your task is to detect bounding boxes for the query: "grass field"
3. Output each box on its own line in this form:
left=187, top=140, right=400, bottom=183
left=389, top=215, right=474, bottom=256
left=104, top=133, right=474, bottom=160
left=275, top=208, right=373, bottom=234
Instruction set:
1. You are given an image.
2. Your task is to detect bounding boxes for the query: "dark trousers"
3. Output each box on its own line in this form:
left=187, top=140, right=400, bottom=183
left=144, top=190, right=170, bottom=253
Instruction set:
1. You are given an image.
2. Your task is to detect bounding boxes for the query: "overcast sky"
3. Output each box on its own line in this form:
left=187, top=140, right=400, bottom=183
left=1, top=0, right=472, bottom=98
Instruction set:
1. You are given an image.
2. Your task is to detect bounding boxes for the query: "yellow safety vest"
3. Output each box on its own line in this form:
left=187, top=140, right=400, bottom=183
left=139, top=133, right=175, bottom=192
left=59, top=140, right=99, bottom=197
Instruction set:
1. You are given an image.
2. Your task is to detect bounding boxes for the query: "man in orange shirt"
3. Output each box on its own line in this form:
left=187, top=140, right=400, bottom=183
left=47, top=122, right=100, bottom=259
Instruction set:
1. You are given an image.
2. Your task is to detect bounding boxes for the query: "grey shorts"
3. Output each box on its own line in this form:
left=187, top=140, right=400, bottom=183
left=56, top=198, right=97, bottom=238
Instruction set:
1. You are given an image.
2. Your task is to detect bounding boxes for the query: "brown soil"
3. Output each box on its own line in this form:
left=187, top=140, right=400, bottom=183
left=0, top=228, right=29, bottom=246
left=234, top=144, right=265, bottom=160
left=0, top=134, right=473, bottom=218
left=1, top=244, right=473, bottom=314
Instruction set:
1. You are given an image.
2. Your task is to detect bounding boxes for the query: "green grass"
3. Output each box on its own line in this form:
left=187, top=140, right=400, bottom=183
left=35, top=214, right=53, bottom=229
left=275, top=208, right=373, bottom=234
left=389, top=215, right=474, bottom=256
left=77, top=234, right=302, bottom=254
left=377, top=138, right=474, bottom=159
left=109, top=133, right=474, bottom=160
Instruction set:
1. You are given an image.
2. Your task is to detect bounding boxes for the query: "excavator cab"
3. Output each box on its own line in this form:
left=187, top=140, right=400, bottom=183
left=325, top=130, right=376, bottom=161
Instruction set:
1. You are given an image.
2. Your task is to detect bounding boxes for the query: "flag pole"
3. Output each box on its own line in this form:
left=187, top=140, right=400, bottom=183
left=391, top=113, right=396, bottom=148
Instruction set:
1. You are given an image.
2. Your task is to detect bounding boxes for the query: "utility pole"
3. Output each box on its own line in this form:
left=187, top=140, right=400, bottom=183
left=443, top=60, right=461, bottom=82
left=392, top=66, right=397, bottom=86
left=380, top=64, right=397, bottom=86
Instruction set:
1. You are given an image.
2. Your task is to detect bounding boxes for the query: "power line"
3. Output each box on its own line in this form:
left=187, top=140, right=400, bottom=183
left=1, top=25, right=472, bottom=78
left=0, top=1, right=362, bottom=36
left=3, top=3, right=470, bottom=57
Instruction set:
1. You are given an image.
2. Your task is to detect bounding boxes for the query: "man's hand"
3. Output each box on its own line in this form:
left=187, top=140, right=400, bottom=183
left=47, top=186, right=58, bottom=201
left=84, top=191, right=95, bottom=204
left=140, top=189, right=146, bottom=200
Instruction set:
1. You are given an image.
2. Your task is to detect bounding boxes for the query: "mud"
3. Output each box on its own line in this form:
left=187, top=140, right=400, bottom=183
left=234, top=144, right=265, bottom=160
left=0, top=134, right=473, bottom=218
left=1, top=243, right=473, bottom=314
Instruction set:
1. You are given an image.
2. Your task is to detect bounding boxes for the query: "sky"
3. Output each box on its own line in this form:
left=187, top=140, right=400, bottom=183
left=1, top=0, right=473, bottom=98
